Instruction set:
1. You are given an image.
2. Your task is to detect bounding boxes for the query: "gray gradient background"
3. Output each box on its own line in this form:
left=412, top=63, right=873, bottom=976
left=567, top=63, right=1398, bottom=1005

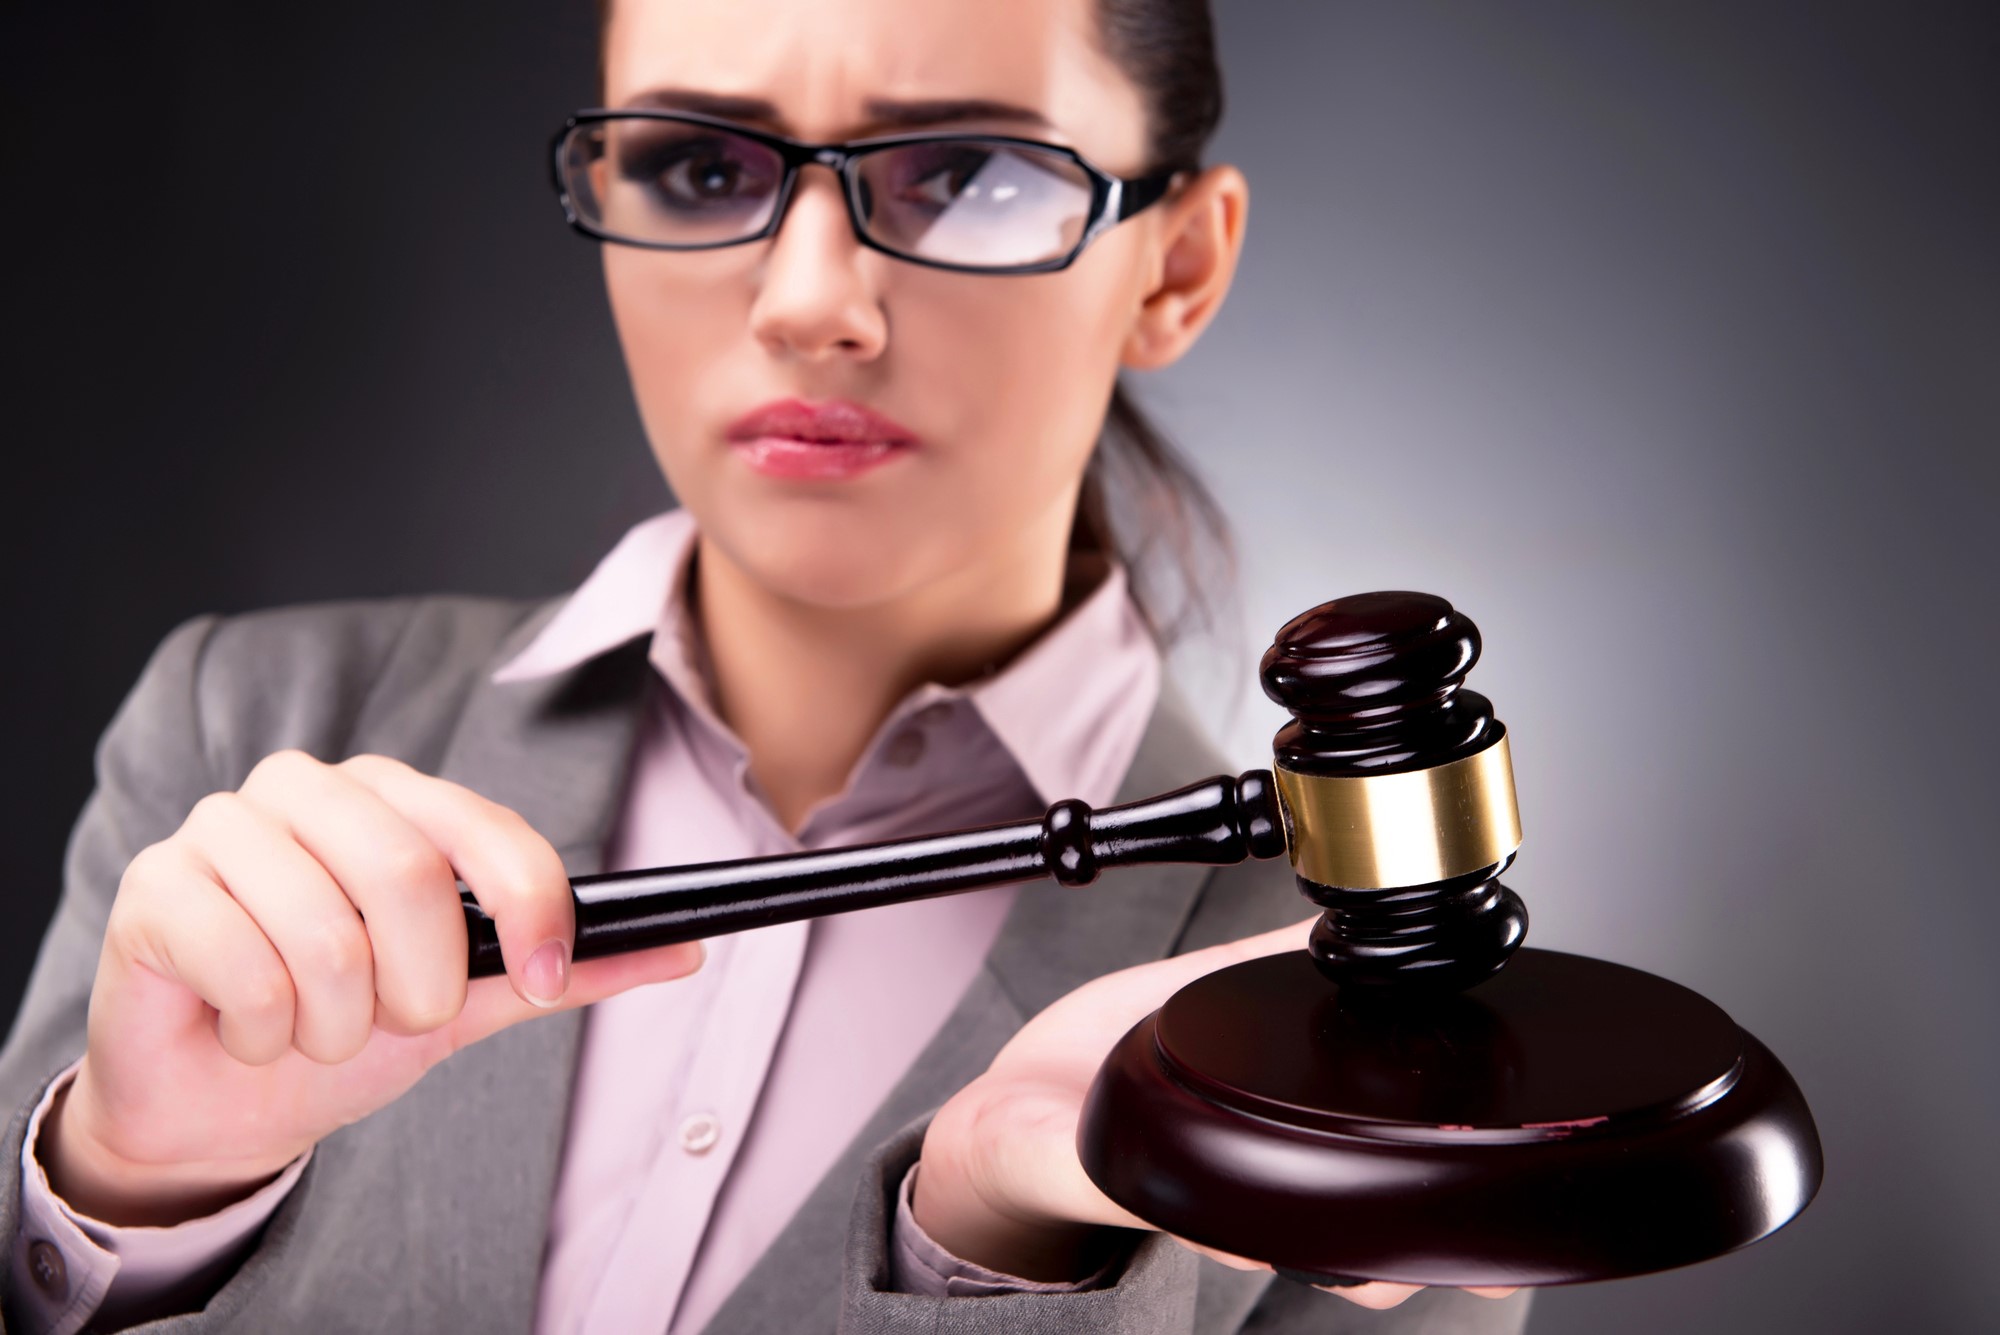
left=1, top=2, right=1993, bottom=1332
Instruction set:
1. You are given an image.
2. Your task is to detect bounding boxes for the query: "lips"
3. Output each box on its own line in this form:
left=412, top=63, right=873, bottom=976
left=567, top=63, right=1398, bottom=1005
left=723, top=398, right=919, bottom=482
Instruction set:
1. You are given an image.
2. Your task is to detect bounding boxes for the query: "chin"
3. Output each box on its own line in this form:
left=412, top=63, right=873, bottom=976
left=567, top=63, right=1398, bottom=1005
left=708, top=504, right=954, bottom=611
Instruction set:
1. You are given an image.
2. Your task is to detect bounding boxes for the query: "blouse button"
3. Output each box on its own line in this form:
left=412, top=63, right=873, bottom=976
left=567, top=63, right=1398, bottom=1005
left=27, top=1239, right=67, bottom=1298
left=883, top=730, right=926, bottom=768
left=678, top=1112, right=722, bottom=1155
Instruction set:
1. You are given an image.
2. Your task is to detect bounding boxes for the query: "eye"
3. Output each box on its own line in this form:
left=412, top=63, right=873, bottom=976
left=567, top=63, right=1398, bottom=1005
left=893, top=147, right=998, bottom=212
left=662, top=148, right=748, bottom=202
left=615, top=131, right=780, bottom=213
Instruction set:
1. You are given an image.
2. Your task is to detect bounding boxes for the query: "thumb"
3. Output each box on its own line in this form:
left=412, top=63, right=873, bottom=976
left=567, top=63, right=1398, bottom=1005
left=449, top=939, right=707, bottom=1048
left=1002, top=916, right=1317, bottom=1058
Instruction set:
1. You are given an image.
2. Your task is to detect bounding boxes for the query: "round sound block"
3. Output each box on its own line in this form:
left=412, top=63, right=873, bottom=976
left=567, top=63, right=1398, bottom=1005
left=1077, top=947, right=1821, bottom=1287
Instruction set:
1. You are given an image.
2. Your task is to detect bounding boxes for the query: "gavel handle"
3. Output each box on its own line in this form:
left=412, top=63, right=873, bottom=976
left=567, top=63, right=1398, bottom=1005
left=465, top=770, right=1286, bottom=978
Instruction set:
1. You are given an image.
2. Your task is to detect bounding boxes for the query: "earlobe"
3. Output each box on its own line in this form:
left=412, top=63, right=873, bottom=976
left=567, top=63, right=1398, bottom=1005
left=1121, top=165, right=1250, bottom=373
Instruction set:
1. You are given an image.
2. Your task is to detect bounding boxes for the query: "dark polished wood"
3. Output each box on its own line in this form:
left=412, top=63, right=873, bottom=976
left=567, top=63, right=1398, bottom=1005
left=1265, top=592, right=1528, bottom=991
left=1261, top=591, right=1495, bottom=776
left=464, top=770, right=1284, bottom=977
left=1078, top=949, right=1822, bottom=1286
left=1077, top=590, right=1822, bottom=1285
left=1300, top=853, right=1528, bottom=994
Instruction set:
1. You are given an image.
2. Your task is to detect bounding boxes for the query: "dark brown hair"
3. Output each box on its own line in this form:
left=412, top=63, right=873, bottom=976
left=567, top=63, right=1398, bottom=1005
left=594, top=0, right=1234, bottom=642
left=1074, top=0, right=1232, bottom=644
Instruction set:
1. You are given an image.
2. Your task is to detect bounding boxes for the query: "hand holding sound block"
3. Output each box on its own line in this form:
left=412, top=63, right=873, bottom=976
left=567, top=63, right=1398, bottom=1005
left=913, top=917, right=1516, bottom=1311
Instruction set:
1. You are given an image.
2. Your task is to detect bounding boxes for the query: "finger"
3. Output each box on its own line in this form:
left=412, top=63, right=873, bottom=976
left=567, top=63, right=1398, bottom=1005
left=239, top=751, right=468, bottom=1032
left=335, top=755, right=573, bottom=1009
left=1173, top=1243, right=1437, bottom=1308
left=450, top=938, right=707, bottom=1049
left=183, top=790, right=377, bottom=1063
left=1465, top=1286, right=1522, bottom=1299
left=1125, top=915, right=1320, bottom=998
left=1317, top=1281, right=1421, bottom=1309
left=110, top=842, right=298, bottom=1065
left=993, top=916, right=1318, bottom=1078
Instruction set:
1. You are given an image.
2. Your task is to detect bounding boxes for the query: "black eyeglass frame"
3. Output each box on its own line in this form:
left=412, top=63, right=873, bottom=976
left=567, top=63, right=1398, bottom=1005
left=550, top=108, right=1181, bottom=276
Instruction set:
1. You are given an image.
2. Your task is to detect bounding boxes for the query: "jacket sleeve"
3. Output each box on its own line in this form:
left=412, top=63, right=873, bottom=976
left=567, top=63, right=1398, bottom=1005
left=839, top=1117, right=1203, bottom=1335
left=7, top=1061, right=308, bottom=1335
left=0, top=616, right=240, bottom=1332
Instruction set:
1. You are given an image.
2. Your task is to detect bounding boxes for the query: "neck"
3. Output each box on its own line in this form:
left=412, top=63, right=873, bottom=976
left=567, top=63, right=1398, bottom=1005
left=695, top=506, right=1081, bottom=834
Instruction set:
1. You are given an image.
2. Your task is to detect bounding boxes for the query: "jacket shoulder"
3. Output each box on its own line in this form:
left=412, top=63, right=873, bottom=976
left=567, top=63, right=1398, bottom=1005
left=183, top=593, right=557, bottom=785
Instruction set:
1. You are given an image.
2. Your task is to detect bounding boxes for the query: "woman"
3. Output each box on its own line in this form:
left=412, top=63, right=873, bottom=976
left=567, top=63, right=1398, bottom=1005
left=0, top=0, right=1529, bottom=1331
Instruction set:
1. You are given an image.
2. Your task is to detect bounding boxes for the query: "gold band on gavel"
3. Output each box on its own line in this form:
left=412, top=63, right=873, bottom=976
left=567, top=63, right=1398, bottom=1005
left=1273, top=731, right=1523, bottom=890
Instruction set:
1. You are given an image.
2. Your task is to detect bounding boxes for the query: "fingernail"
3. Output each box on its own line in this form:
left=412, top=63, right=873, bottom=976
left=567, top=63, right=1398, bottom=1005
left=523, top=940, right=570, bottom=1007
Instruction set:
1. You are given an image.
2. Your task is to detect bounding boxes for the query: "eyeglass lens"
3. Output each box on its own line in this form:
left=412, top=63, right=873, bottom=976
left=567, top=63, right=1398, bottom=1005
left=561, top=118, right=1099, bottom=269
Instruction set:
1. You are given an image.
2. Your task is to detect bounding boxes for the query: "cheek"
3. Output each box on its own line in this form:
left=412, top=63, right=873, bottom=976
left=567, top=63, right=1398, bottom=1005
left=602, top=249, right=743, bottom=486
left=900, top=264, right=1136, bottom=499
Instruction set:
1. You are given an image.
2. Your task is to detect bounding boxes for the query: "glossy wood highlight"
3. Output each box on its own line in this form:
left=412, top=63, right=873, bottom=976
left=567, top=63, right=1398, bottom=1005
left=464, top=770, right=1284, bottom=977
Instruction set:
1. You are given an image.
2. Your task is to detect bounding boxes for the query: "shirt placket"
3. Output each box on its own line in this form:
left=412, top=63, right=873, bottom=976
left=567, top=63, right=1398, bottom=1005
left=581, top=916, right=811, bottom=1335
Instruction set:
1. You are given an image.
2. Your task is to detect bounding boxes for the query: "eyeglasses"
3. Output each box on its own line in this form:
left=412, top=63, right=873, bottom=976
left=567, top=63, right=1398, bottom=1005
left=550, top=109, right=1179, bottom=275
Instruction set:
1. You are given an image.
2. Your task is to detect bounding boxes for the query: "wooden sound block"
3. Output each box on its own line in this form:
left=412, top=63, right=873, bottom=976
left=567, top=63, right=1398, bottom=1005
left=1077, top=946, right=1822, bottom=1287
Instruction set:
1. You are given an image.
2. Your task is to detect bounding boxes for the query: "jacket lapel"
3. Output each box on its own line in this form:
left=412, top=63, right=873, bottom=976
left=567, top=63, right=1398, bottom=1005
left=702, top=683, right=1233, bottom=1335
left=337, top=616, right=657, bottom=1332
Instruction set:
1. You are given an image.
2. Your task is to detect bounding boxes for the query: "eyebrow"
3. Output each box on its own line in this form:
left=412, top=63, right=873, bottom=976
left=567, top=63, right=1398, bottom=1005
left=619, top=87, right=1056, bottom=137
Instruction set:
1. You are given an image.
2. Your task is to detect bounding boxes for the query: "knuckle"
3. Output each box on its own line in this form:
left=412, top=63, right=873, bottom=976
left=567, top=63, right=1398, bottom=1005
left=481, top=797, right=541, bottom=843
left=486, top=800, right=538, bottom=839
left=182, top=791, right=241, bottom=838
left=115, top=840, right=202, bottom=912
left=234, top=967, right=297, bottom=1031
left=376, top=840, right=454, bottom=896
left=118, top=839, right=176, bottom=891
left=528, top=839, right=569, bottom=887
left=337, top=752, right=407, bottom=782
left=472, top=852, right=559, bottom=918
left=301, top=920, right=373, bottom=987
left=243, top=747, right=319, bottom=793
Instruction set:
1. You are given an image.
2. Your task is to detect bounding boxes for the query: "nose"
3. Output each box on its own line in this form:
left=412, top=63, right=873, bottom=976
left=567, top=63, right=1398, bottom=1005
left=747, top=166, right=889, bottom=364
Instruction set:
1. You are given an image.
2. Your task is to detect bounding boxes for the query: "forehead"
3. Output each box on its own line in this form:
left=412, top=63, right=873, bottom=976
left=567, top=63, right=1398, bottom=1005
left=603, top=0, right=1146, bottom=156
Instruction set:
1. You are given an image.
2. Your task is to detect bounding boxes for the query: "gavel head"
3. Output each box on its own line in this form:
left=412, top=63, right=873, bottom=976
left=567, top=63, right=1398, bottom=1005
left=1260, top=592, right=1529, bottom=993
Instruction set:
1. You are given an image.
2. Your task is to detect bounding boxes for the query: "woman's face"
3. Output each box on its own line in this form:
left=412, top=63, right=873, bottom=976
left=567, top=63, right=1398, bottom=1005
left=600, top=0, right=1186, bottom=613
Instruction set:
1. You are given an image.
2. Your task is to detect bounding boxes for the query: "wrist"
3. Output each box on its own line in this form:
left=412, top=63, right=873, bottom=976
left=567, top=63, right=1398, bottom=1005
left=40, top=1064, right=298, bottom=1228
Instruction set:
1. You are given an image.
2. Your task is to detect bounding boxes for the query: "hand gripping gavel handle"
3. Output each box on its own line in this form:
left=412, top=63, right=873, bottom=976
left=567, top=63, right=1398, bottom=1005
left=464, top=771, right=1286, bottom=978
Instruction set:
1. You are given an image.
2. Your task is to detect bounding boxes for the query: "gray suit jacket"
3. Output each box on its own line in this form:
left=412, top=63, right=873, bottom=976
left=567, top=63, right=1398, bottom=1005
left=0, top=596, right=1531, bottom=1334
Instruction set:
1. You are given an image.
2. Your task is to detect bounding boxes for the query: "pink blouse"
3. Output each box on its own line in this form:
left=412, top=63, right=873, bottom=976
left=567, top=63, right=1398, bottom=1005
left=10, top=509, right=1161, bottom=1335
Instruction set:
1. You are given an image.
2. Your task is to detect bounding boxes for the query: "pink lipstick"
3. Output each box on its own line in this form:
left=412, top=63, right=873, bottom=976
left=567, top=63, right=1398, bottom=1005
left=724, top=398, right=918, bottom=482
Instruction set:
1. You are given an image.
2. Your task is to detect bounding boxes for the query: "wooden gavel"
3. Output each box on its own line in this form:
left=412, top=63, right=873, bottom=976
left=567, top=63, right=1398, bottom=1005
left=467, top=590, right=1526, bottom=994
left=463, top=590, right=1821, bottom=1289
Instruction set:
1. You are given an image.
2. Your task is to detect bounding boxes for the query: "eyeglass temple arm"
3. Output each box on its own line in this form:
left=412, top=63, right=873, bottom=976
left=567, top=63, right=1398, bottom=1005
left=1117, top=171, right=1182, bottom=221
left=462, top=771, right=1286, bottom=978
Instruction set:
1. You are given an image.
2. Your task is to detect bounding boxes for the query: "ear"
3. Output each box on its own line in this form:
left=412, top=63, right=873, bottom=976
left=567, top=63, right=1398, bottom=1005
left=1121, top=164, right=1250, bottom=372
